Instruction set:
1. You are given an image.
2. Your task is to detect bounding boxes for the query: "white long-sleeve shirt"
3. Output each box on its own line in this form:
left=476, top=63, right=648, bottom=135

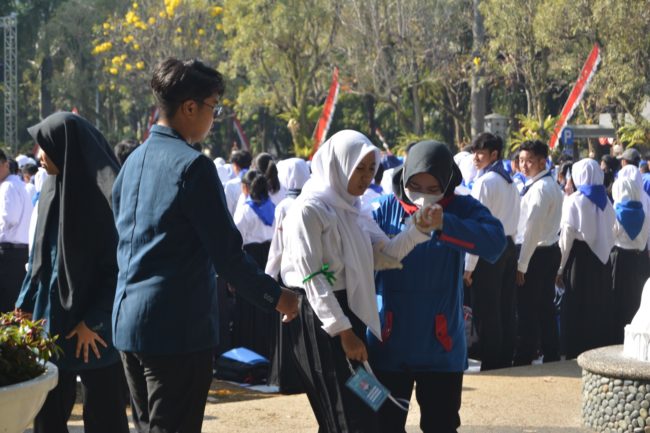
left=0, top=174, right=33, bottom=245
left=233, top=200, right=275, bottom=245
left=515, top=170, right=563, bottom=273
left=224, top=177, right=242, bottom=216
left=265, top=196, right=297, bottom=278
left=280, top=199, right=430, bottom=336
left=465, top=167, right=521, bottom=272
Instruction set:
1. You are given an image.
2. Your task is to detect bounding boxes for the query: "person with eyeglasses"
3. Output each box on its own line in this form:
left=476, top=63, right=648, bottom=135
left=111, top=57, right=299, bottom=433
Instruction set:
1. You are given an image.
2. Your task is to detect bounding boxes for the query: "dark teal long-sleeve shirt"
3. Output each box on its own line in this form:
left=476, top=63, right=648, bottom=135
left=111, top=125, right=280, bottom=355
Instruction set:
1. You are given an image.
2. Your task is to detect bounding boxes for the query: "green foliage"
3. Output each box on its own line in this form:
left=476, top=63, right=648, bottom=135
left=393, top=132, right=446, bottom=157
left=0, top=312, right=62, bottom=387
left=508, top=114, right=557, bottom=153
left=618, top=122, right=650, bottom=150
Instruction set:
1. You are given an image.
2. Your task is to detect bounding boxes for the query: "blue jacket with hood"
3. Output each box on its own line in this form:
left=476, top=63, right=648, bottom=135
left=368, top=192, right=505, bottom=373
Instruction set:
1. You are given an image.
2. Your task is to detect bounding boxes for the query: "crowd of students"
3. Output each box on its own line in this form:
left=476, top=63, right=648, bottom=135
left=1, top=56, right=649, bottom=433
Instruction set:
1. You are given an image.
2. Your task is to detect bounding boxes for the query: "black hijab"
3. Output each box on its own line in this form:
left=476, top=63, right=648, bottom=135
left=392, top=140, right=462, bottom=205
left=27, top=112, right=120, bottom=318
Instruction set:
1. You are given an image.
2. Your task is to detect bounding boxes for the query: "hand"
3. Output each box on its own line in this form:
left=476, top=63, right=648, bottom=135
left=413, top=205, right=443, bottom=233
left=372, top=241, right=403, bottom=271
left=339, top=328, right=368, bottom=362
left=66, top=321, right=108, bottom=363
left=516, top=271, right=525, bottom=286
left=555, top=274, right=565, bottom=290
left=13, top=309, right=32, bottom=321
left=463, top=271, right=473, bottom=287
left=276, top=287, right=299, bottom=323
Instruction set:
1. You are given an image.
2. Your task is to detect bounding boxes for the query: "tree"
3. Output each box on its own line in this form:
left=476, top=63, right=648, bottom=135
left=481, top=0, right=554, bottom=126
left=92, top=0, right=226, bottom=142
left=337, top=0, right=473, bottom=146
left=221, top=0, right=341, bottom=157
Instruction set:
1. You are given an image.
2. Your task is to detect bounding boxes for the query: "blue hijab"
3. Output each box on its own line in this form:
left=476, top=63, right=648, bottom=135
left=577, top=184, right=608, bottom=210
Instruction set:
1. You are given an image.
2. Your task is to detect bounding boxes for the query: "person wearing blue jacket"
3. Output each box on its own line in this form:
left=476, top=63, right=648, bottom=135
left=368, top=140, right=506, bottom=433
left=112, top=58, right=298, bottom=433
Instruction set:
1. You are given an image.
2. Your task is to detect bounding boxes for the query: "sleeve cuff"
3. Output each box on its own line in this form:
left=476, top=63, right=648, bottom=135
left=321, top=317, right=352, bottom=338
left=517, top=262, right=529, bottom=274
left=406, top=223, right=431, bottom=243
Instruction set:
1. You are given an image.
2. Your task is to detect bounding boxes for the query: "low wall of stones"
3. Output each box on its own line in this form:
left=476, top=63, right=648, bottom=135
left=582, top=370, right=650, bottom=432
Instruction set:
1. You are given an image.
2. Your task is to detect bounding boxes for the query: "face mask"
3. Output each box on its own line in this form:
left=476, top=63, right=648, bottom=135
left=405, top=189, right=443, bottom=208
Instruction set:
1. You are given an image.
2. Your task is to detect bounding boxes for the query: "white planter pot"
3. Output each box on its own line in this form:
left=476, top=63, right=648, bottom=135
left=0, top=362, right=58, bottom=433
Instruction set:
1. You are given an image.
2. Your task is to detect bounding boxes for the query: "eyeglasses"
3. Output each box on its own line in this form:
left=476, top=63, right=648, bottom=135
left=201, top=100, right=223, bottom=117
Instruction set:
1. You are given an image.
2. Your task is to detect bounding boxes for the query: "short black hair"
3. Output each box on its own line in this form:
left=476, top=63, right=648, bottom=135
left=21, top=163, right=39, bottom=177
left=0, top=149, right=7, bottom=162
left=471, top=132, right=503, bottom=159
left=242, top=169, right=269, bottom=203
left=230, top=150, right=252, bottom=170
left=519, top=140, right=548, bottom=159
left=151, top=58, right=225, bottom=119
left=114, top=138, right=140, bottom=165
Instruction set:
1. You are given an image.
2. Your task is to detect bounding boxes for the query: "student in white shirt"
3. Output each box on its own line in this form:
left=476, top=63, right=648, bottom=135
left=265, top=157, right=310, bottom=279
left=513, top=140, right=563, bottom=366
left=610, top=171, right=650, bottom=342
left=232, top=169, right=277, bottom=361
left=280, top=130, right=434, bottom=432
left=0, top=150, right=33, bottom=312
left=223, top=149, right=252, bottom=215
left=556, top=158, right=617, bottom=359
left=464, top=132, right=520, bottom=370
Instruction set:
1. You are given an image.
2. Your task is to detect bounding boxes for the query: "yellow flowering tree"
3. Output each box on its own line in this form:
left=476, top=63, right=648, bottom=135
left=92, top=0, right=225, bottom=140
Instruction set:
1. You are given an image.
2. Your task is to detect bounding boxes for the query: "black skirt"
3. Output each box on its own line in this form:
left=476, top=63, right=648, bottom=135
left=611, top=246, right=650, bottom=343
left=561, top=240, right=616, bottom=359
left=232, top=242, right=275, bottom=359
left=286, top=289, right=379, bottom=433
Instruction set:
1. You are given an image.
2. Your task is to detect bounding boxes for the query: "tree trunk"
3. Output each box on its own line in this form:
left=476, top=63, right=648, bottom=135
left=40, top=55, right=54, bottom=119
left=412, top=84, right=423, bottom=136
left=364, top=93, right=376, bottom=140
left=470, top=0, right=486, bottom=137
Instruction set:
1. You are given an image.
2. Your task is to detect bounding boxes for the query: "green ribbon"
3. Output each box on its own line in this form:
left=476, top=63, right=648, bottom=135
left=302, top=263, right=337, bottom=286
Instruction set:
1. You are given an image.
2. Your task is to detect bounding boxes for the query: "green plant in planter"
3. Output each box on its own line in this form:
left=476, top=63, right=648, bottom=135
left=0, top=312, right=62, bottom=387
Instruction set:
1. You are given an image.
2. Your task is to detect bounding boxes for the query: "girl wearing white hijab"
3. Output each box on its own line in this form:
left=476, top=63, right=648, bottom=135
left=610, top=173, right=650, bottom=342
left=280, top=130, right=433, bottom=432
left=557, top=158, right=617, bottom=359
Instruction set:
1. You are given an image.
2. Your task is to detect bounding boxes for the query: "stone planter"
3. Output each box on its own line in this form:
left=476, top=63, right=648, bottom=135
left=578, top=346, right=650, bottom=432
left=0, top=362, right=58, bottom=433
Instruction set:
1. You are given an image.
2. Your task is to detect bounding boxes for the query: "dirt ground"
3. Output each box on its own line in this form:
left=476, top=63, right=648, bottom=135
left=36, top=360, right=591, bottom=433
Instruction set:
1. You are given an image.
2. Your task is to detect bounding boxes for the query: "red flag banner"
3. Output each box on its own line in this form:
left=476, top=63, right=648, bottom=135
left=233, top=115, right=250, bottom=151
left=549, top=43, right=601, bottom=149
left=312, top=67, right=340, bottom=155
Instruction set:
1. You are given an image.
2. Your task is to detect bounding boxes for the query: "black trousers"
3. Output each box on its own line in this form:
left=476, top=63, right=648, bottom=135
left=514, top=243, right=561, bottom=366
left=287, top=289, right=379, bottom=433
left=611, top=246, right=650, bottom=343
left=33, top=362, right=129, bottom=433
left=374, top=370, right=463, bottom=433
left=0, top=244, right=28, bottom=313
left=470, top=237, right=517, bottom=370
left=561, top=240, right=615, bottom=359
left=121, top=349, right=213, bottom=433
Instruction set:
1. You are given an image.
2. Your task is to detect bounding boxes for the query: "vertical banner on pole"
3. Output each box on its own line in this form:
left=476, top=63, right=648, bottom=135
left=311, top=67, right=340, bottom=156
left=549, top=43, right=601, bottom=149
left=233, top=115, right=250, bottom=151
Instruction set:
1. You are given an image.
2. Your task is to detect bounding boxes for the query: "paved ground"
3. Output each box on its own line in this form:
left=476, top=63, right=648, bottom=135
left=37, top=360, right=593, bottom=432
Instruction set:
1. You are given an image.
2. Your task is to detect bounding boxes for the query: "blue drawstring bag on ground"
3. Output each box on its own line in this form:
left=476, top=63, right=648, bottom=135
left=214, top=347, right=270, bottom=384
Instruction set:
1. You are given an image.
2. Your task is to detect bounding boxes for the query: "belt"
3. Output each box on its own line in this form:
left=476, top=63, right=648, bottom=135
left=0, top=242, right=28, bottom=250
